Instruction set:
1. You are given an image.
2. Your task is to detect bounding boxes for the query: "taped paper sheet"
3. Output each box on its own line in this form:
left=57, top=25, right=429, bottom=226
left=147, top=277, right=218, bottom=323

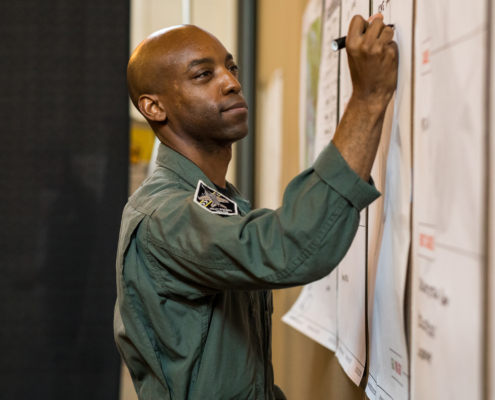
left=365, top=1, right=412, bottom=400
left=335, top=0, right=369, bottom=386
left=411, top=0, right=488, bottom=399
left=283, top=0, right=339, bottom=352
left=338, top=0, right=362, bottom=118
left=298, top=0, right=323, bottom=171
left=313, top=0, right=340, bottom=159
left=336, top=212, right=367, bottom=384
left=282, top=273, right=338, bottom=350
left=490, top=4, right=495, bottom=398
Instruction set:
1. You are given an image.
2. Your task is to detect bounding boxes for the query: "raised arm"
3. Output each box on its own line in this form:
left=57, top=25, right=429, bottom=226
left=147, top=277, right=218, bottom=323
left=145, top=15, right=398, bottom=296
left=333, top=14, right=398, bottom=181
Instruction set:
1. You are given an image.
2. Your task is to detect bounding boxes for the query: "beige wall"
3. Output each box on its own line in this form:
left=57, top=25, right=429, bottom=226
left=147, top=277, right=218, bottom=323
left=257, top=1, right=366, bottom=398
left=128, top=0, right=238, bottom=184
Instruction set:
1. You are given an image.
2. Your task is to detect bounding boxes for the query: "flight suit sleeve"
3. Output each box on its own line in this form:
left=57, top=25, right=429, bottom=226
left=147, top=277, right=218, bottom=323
left=146, top=143, right=380, bottom=293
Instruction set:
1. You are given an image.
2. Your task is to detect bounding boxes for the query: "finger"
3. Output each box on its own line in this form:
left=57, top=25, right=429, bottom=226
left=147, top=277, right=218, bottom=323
left=386, top=41, right=399, bottom=62
left=367, top=13, right=384, bottom=23
left=347, top=14, right=368, bottom=39
left=363, top=18, right=387, bottom=43
left=378, top=26, right=395, bottom=44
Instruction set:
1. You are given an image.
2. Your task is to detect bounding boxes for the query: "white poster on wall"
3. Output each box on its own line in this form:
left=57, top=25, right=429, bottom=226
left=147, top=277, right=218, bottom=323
left=490, top=3, right=495, bottom=398
left=284, top=0, right=339, bottom=352
left=298, top=0, right=323, bottom=171
left=336, top=212, right=367, bottom=384
left=365, top=1, right=412, bottom=400
left=338, top=0, right=369, bottom=121
left=411, top=0, right=488, bottom=399
left=334, top=0, right=369, bottom=386
left=314, top=0, right=340, bottom=159
left=282, top=273, right=338, bottom=351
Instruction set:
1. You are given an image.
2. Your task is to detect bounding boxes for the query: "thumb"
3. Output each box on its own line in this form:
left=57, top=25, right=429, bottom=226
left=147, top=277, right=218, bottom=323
left=368, top=13, right=384, bottom=23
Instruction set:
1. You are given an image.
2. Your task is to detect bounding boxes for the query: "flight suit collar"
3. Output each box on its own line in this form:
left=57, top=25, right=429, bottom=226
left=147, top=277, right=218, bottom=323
left=155, top=143, right=214, bottom=189
left=155, top=143, right=251, bottom=212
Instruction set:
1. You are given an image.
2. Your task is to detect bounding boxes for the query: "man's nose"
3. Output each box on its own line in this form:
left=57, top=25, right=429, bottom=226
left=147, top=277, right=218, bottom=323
left=220, top=68, right=242, bottom=95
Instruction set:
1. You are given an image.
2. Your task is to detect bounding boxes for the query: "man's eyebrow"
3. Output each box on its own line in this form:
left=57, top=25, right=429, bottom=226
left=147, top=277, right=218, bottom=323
left=186, top=57, right=214, bottom=72
left=226, top=53, right=234, bottom=62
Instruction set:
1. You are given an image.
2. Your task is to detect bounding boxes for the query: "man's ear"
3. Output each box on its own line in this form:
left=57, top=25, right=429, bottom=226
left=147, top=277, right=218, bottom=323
left=138, top=94, right=167, bottom=122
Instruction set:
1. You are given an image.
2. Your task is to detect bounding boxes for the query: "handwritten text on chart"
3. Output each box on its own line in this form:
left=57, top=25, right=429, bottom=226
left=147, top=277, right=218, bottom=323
left=377, top=0, right=391, bottom=12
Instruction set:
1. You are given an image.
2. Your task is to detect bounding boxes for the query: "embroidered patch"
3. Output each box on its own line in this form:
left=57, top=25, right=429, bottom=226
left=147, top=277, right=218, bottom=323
left=193, top=180, right=238, bottom=216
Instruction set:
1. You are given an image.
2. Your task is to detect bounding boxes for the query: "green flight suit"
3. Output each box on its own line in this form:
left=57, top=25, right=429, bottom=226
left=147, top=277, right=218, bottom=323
left=114, top=142, right=380, bottom=400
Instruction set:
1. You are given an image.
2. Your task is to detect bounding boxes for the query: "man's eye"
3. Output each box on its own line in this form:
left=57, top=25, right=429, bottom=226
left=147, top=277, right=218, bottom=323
left=196, top=71, right=211, bottom=79
left=229, top=65, right=239, bottom=72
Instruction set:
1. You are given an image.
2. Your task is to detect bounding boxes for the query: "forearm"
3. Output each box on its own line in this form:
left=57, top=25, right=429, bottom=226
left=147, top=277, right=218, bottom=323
left=332, top=14, right=398, bottom=181
left=332, top=94, right=389, bottom=181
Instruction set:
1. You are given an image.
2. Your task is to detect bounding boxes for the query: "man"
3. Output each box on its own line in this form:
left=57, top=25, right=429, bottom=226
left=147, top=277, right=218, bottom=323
left=114, top=13, right=398, bottom=400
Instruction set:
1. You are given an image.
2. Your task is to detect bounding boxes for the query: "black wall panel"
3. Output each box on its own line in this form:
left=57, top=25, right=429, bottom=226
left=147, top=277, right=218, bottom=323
left=0, top=1, right=129, bottom=399
left=236, top=0, right=257, bottom=204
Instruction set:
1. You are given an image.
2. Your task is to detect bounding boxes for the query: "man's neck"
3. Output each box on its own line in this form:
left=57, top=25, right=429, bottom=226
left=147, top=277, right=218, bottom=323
left=157, top=132, right=231, bottom=188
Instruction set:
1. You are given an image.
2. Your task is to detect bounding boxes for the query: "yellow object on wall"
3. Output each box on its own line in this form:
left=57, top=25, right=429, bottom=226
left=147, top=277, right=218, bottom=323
left=129, top=121, right=155, bottom=164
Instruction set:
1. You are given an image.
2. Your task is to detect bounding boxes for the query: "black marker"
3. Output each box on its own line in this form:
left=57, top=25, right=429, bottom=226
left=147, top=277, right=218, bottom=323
left=331, top=24, right=395, bottom=52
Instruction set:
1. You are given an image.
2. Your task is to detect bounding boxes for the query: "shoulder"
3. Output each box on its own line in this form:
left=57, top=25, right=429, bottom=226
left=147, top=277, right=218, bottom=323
left=128, top=166, right=188, bottom=216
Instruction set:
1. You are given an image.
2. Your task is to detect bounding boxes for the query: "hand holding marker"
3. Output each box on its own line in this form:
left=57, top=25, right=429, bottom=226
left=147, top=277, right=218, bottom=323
left=332, top=13, right=394, bottom=52
left=331, top=24, right=394, bottom=51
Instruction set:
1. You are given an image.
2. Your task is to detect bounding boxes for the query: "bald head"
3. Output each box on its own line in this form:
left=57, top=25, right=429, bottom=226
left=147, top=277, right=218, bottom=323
left=126, top=24, right=247, bottom=152
left=127, top=25, right=221, bottom=109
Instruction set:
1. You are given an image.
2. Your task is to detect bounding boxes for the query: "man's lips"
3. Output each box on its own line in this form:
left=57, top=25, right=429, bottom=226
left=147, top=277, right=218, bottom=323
left=222, top=101, right=248, bottom=113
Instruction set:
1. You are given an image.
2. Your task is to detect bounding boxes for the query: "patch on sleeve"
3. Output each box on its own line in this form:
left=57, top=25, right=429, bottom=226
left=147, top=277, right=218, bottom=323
left=193, top=180, right=238, bottom=216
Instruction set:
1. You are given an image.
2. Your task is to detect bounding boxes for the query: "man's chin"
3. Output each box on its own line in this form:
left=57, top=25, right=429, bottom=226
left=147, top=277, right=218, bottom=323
left=222, top=124, right=248, bottom=143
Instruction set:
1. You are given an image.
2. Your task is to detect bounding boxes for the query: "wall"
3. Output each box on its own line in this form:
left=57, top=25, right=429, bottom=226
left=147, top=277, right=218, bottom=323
left=128, top=0, right=238, bottom=186
left=256, top=1, right=366, bottom=399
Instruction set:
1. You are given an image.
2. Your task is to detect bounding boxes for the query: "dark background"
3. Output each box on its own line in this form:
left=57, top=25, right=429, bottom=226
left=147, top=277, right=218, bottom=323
left=0, top=1, right=130, bottom=399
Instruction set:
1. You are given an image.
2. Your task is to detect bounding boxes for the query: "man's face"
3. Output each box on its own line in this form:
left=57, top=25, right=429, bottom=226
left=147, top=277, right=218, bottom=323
left=158, top=33, right=248, bottom=148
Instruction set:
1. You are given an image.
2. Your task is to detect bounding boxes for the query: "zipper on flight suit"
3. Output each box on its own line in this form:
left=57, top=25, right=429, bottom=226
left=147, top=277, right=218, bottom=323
left=262, top=290, right=274, bottom=398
